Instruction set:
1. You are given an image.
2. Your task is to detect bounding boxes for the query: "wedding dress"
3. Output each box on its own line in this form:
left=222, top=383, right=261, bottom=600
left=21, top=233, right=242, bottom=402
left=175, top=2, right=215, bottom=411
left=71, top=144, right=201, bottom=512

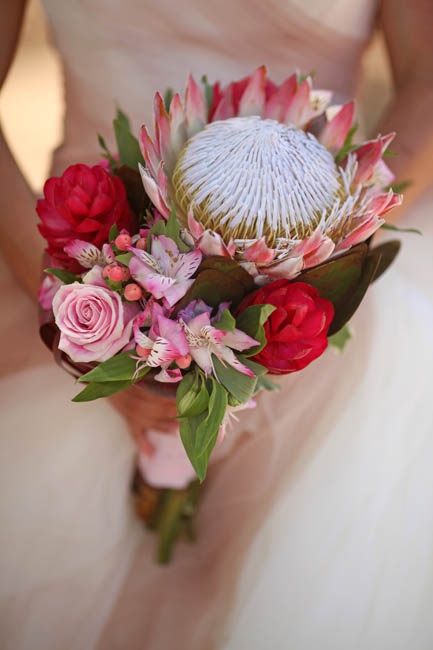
left=1, top=1, right=433, bottom=649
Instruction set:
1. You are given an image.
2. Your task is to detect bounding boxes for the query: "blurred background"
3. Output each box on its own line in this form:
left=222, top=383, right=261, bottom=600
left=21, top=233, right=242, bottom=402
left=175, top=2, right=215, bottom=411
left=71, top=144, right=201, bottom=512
left=0, top=0, right=394, bottom=194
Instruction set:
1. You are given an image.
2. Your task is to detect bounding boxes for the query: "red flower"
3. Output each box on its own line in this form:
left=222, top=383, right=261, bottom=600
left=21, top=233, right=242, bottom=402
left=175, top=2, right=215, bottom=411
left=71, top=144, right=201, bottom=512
left=238, top=280, right=334, bottom=374
left=37, top=164, right=136, bottom=272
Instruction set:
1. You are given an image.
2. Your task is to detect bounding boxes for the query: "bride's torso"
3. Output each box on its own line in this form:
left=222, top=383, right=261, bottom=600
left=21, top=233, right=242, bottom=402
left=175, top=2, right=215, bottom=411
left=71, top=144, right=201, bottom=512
left=40, top=0, right=379, bottom=173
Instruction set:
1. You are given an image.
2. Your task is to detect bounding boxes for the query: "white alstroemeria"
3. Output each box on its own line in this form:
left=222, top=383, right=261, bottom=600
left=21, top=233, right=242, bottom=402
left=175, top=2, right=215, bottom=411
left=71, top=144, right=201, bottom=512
left=129, top=235, right=202, bottom=307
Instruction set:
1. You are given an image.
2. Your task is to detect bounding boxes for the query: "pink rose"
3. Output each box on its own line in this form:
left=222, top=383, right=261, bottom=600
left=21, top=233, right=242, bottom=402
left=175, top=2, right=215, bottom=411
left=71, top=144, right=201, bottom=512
left=53, top=283, right=139, bottom=362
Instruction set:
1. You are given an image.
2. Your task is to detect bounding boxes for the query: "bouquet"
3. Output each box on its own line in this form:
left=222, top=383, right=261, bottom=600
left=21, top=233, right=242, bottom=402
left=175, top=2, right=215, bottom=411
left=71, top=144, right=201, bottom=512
left=38, top=67, right=403, bottom=562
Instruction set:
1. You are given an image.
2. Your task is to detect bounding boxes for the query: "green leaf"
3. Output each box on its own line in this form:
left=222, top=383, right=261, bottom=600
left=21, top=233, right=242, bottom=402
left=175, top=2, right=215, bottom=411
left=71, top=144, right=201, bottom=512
left=238, top=356, right=267, bottom=376
left=155, top=488, right=188, bottom=564
left=176, top=371, right=209, bottom=418
left=147, top=219, right=166, bottom=241
left=72, top=379, right=132, bottom=402
left=212, top=355, right=257, bottom=403
left=328, top=324, right=352, bottom=352
left=166, top=206, right=190, bottom=252
left=115, top=166, right=150, bottom=219
left=201, top=75, right=214, bottom=114
left=386, top=180, right=412, bottom=194
left=381, top=222, right=421, bottom=235
left=179, top=377, right=227, bottom=481
left=164, top=87, right=174, bottom=113
left=109, top=223, right=120, bottom=241
left=195, top=378, right=227, bottom=453
left=369, top=240, right=401, bottom=282
left=335, top=123, right=359, bottom=164
left=115, top=252, right=133, bottom=265
left=113, top=108, right=145, bottom=170
left=255, top=375, right=281, bottom=392
left=78, top=352, right=141, bottom=383
left=236, top=304, right=275, bottom=356
left=297, top=243, right=367, bottom=325
left=44, top=268, right=78, bottom=284
left=213, top=308, right=236, bottom=332
left=328, top=250, right=381, bottom=335
left=97, top=134, right=117, bottom=169
left=174, top=256, right=255, bottom=314
left=115, top=108, right=131, bottom=131
left=298, top=70, right=316, bottom=83
left=104, top=279, right=122, bottom=292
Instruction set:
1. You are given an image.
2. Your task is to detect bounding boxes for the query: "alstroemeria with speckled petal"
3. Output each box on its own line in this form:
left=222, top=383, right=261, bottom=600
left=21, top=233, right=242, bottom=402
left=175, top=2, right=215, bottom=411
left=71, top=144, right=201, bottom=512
left=180, top=305, right=259, bottom=378
left=129, top=235, right=202, bottom=306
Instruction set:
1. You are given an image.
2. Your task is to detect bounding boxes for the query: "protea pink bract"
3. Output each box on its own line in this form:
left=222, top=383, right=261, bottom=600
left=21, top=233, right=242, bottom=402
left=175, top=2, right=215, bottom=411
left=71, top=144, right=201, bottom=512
left=139, top=66, right=402, bottom=281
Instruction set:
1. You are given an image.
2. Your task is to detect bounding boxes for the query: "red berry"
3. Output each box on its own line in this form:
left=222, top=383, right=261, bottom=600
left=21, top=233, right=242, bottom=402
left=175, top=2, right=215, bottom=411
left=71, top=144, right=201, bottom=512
left=135, top=237, right=147, bottom=250
left=136, top=345, right=151, bottom=357
left=124, top=283, right=142, bottom=301
left=108, top=265, right=124, bottom=282
left=115, top=233, right=132, bottom=251
left=176, top=354, right=192, bottom=369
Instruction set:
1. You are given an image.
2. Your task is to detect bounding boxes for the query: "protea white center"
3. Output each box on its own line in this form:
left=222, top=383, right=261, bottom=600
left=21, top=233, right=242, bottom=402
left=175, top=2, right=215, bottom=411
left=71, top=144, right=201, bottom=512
left=172, top=116, right=341, bottom=244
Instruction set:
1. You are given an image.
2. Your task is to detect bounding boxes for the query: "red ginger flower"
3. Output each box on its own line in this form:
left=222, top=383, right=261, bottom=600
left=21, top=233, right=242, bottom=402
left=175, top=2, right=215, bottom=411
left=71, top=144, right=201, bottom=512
left=237, top=280, right=334, bottom=374
left=37, top=164, right=136, bottom=273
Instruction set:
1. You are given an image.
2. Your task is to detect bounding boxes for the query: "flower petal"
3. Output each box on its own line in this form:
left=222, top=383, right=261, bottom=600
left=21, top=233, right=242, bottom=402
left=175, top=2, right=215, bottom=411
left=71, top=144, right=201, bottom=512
left=221, top=328, right=259, bottom=351
left=185, top=74, right=207, bottom=137
left=153, top=92, right=171, bottom=159
left=238, top=66, right=267, bottom=117
left=172, top=248, right=202, bottom=281
left=263, top=74, right=297, bottom=121
left=139, top=164, right=170, bottom=217
left=140, top=125, right=160, bottom=177
left=63, top=239, right=104, bottom=268
left=319, top=102, right=355, bottom=153
left=243, top=237, right=276, bottom=263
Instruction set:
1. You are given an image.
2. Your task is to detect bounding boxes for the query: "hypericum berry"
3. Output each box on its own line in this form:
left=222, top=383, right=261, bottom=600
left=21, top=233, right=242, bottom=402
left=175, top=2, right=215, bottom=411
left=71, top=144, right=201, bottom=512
left=108, top=265, right=125, bottom=282
left=102, top=265, right=111, bottom=278
left=176, top=354, right=192, bottom=369
left=115, top=233, right=132, bottom=250
left=136, top=344, right=152, bottom=357
left=124, top=283, right=142, bottom=301
left=120, top=267, right=131, bottom=282
left=135, top=237, right=147, bottom=250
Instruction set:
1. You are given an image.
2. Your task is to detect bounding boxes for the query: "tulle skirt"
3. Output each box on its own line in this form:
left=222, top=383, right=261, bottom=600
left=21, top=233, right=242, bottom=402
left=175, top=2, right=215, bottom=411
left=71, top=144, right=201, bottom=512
left=1, top=190, right=433, bottom=650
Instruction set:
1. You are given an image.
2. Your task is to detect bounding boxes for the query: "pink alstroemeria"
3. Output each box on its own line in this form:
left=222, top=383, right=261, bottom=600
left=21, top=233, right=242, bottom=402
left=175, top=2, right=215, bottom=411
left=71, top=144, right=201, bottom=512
left=38, top=274, right=62, bottom=310
left=129, top=235, right=202, bottom=307
left=82, top=265, right=107, bottom=287
left=133, top=302, right=189, bottom=383
left=180, top=307, right=259, bottom=378
left=64, top=239, right=115, bottom=269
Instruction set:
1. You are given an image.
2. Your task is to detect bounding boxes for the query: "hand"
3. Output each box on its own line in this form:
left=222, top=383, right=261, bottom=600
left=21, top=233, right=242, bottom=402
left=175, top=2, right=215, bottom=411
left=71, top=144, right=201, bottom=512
left=109, top=382, right=179, bottom=454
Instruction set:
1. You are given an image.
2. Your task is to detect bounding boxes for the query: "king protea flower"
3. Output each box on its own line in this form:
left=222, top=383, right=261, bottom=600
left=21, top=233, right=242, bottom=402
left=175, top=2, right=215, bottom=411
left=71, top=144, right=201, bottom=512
left=139, top=67, right=402, bottom=281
